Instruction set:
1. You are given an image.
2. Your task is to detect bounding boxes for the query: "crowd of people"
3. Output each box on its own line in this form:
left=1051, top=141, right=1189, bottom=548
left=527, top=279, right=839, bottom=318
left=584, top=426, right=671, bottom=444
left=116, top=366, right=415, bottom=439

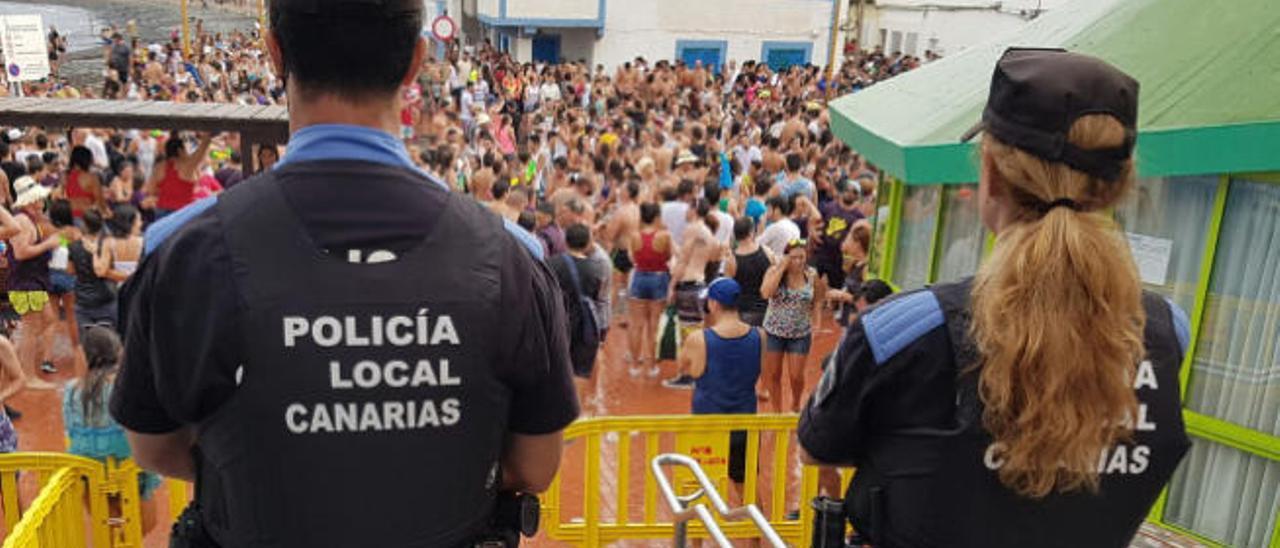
left=403, top=43, right=923, bottom=412
left=0, top=11, right=932, bottom=526
left=0, top=18, right=285, bottom=531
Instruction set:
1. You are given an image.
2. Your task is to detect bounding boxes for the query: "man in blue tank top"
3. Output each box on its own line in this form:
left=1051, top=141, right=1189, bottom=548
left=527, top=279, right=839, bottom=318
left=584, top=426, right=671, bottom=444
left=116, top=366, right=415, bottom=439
left=679, top=278, right=767, bottom=498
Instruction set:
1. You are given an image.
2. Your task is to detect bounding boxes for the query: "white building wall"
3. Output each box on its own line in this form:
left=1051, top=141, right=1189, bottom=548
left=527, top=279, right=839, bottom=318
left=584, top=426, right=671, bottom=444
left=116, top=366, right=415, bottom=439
left=477, top=0, right=499, bottom=18
left=513, top=35, right=534, bottom=63
left=593, top=0, right=837, bottom=70
left=558, top=28, right=598, bottom=65
left=507, top=0, right=600, bottom=20
left=865, top=0, right=1070, bottom=56
left=425, top=0, right=464, bottom=24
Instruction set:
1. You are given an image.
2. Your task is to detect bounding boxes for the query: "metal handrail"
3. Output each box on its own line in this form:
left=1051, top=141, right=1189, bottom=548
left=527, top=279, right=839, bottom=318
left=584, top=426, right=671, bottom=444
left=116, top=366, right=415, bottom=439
left=651, top=453, right=788, bottom=548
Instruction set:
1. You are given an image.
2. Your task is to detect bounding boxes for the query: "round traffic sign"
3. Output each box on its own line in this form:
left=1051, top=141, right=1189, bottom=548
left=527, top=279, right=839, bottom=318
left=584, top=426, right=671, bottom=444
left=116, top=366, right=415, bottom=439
left=431, top=15, right=457, bottom=42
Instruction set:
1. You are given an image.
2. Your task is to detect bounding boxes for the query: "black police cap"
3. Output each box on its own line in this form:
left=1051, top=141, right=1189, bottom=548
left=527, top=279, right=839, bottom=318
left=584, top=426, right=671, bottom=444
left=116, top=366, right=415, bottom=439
left=961, top=48, right=1139, bottom=181
left=273, top=0, right=422, bottom=16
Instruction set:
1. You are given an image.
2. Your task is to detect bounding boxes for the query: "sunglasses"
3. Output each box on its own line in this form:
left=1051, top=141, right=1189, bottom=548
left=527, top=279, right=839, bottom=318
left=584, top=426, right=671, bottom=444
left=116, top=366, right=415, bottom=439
left=785, top=239, right=809, bottom=254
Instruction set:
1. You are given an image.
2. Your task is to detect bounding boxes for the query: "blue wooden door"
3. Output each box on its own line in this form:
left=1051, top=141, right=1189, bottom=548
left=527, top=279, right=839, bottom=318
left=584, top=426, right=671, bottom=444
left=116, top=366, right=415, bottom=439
left=766, top=48, right=807, bottom=71
left=681, top=48, right=722, bottom=72
left=532, top=35, right=561, bottom=64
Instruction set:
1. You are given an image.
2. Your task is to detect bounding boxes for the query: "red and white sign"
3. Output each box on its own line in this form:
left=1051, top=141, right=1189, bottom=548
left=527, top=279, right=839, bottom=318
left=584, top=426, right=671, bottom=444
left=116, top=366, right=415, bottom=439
left=431, top=15, right=457, bottom=42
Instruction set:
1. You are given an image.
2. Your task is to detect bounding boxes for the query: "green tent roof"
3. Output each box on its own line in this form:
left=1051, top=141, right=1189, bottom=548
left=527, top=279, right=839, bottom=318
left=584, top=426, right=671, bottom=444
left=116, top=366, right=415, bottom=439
left=829, top=0, right=1280, bottom=184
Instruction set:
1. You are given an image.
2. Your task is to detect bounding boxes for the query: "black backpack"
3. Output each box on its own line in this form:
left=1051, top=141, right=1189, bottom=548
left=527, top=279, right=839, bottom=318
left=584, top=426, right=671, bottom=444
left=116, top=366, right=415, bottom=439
left=560, top=255, right=602, bottom=378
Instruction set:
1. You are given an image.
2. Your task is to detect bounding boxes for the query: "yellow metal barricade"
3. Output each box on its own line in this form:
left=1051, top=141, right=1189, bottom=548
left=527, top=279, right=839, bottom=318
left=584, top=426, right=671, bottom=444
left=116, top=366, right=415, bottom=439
left=106, top=459, right=145, bottom=548
left=0, top=453, right=113, bottom=548
left=5, top=416, right=858, bottom=547
left=542, top=414, right=855, bottom=547
left=165, top=478, right=192, bottom=527
left=5, top=468, right=90, bottom=548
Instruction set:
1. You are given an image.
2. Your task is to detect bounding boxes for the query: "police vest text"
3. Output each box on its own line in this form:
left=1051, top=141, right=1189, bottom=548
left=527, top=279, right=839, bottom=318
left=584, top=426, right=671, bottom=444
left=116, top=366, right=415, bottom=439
left=280, top=311, right=466, bottom=435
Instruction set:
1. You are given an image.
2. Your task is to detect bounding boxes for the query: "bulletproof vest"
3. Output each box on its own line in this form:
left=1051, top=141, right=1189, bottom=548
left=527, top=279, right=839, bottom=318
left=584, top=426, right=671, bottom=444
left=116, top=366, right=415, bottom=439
left=197, top=167, right=510, bottom=547
left=846, top=281, right=1191, bottom=548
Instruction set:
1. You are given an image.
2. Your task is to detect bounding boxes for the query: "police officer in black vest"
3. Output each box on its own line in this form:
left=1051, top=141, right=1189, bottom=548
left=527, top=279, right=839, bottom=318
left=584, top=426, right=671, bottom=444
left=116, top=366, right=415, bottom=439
left=798, top=49, right=1191, bottom=548
left=109, top=1, right=579, bottom=546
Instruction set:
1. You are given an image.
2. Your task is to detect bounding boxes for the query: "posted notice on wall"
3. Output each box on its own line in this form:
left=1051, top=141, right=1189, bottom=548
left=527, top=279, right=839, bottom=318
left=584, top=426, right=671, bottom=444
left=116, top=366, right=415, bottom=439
left=0, top=15, right=50, bottom=83
left=1126, top=232, right=1173, bottom=286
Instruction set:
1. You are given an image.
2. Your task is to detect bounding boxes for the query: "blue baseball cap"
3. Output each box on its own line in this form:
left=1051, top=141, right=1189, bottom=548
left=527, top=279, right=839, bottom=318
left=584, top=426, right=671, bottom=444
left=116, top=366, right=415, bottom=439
left=702, top=278, right=741, bottom=306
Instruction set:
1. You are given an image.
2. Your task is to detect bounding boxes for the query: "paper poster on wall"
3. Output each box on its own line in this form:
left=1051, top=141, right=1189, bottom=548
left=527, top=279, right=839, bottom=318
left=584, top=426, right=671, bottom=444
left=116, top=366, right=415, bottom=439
left=0, top=15, right=50, bottom=83
left=1126, top=232, right=1173, bottom=286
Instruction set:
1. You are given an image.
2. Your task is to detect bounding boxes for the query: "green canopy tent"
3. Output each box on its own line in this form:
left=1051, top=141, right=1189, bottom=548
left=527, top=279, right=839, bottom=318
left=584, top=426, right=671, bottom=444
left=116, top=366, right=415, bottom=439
left=829, top=0, right=1280, bottom=184
left=827, top=1, right=1280, bottom=547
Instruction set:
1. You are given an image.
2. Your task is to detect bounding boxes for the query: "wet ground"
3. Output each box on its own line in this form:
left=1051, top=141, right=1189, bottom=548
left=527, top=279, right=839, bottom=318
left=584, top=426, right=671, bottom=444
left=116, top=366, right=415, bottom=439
left=0, top=0, right=256, bottom=88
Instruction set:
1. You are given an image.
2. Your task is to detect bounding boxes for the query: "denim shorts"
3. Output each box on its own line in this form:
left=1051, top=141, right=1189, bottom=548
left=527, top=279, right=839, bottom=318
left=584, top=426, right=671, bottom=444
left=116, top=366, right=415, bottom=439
left=50, top=270, right=76, bottom=296
left=767, top=333, right=812, bottom=355
left=630, top=271, right=670, bottom=301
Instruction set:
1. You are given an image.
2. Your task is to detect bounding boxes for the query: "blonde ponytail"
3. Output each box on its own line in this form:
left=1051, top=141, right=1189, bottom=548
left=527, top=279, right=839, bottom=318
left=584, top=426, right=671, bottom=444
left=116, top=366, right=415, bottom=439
left=972, top=115, right=1146, bottom=498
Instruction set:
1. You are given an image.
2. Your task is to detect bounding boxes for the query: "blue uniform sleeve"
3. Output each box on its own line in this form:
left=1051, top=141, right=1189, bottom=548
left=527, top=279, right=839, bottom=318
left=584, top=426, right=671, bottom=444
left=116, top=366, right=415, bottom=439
left=1164, top=297, right=1191, bottom=358
left=143, top=197, right=217, bottom=256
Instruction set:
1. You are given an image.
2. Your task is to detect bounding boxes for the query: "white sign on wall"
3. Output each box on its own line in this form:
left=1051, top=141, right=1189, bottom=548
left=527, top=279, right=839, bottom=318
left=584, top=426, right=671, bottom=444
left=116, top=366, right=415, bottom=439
left=1126, top=232, right=1173, bottom=286
left=0, top=15, right=50, bottom=83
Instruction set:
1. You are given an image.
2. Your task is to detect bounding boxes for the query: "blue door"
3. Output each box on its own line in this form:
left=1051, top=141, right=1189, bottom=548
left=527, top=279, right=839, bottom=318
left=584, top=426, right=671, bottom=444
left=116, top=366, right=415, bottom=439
left=679, top=47, right=723, bottom=72
left=765, top=48, right=808, bottom=71
left=532, top=35, right=561, bottom=64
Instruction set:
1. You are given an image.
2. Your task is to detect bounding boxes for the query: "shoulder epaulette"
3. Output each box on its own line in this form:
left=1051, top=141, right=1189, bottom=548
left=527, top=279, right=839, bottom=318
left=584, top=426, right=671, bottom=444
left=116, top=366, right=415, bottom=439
left=1164, top=297, right=1190, bottom=355
left=861, top=289, right=945, bottom=366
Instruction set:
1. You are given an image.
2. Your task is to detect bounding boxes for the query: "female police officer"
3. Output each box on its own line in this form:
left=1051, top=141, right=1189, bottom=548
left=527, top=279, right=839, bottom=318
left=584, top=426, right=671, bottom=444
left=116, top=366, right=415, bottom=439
left=798, top=49, right=1191, bottom=548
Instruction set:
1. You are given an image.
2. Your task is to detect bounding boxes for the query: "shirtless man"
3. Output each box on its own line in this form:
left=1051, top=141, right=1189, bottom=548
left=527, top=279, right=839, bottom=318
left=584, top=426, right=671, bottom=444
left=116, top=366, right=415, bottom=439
left=634, top=157, right=661, bottom=201
left=142, top=52, right=165, bottom=87
left=615, top=61, right=636, bottom=98
left=604, top=181, right=641, bottom=256
left=780, top=104, right=808, bottom=147
left=551, top=175, right=596, bottom=225
left=487, top=179, right=517, bottom=220
left=424, top=108, right=451, bottom=141
left=649, top=132, right=675, bottom=181
left=761, top=136, right=786, bottom=176
left=662, top=200, right=724, bottom=389
left=690, top=61, right=709, bottom=92
left=601, top=181, right=641, bottom=328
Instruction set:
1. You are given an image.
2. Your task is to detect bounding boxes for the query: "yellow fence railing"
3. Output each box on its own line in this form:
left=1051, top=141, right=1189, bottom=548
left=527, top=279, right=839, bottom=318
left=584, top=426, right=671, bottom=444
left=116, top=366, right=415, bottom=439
left=6, top=468, right=93, bottom=548
left=0, top=453, right=114, bottom=548
left=5, top=415, right=858, bottom=547
left=544, top=414, right=854, bottom=548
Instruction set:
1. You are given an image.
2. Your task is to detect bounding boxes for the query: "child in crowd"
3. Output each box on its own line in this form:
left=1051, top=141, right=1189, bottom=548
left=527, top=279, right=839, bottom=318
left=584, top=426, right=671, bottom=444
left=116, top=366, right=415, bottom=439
left=63, top=326, right=160, bottom=534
